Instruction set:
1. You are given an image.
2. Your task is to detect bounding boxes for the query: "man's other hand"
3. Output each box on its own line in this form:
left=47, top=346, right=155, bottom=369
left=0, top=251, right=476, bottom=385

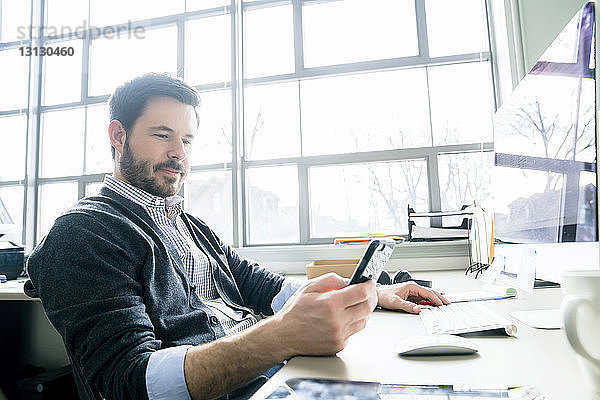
left=376, top=282, right=449, bottom=314
left=274, top=273, right=377, bottom=356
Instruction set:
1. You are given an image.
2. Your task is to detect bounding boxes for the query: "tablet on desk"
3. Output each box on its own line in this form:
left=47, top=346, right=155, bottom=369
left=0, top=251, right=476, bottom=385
left=263, top=378, right=544, bottom=399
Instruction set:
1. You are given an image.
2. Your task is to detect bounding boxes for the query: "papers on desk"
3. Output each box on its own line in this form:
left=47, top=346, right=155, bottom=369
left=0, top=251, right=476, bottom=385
left=408, top=205, right=495, bottom=276
left=469, top=206, right=494, bottom=267
left=410, top=226, right=469, bottom=240
left=263, top=378, right=545, bottom=399
left=407, top=207, right=472, bottom=241
left=509, top=309, right=562, bottom=330
left=481, top=246, right=536, bottom=294
left=443, top=288, right=517, bottom=303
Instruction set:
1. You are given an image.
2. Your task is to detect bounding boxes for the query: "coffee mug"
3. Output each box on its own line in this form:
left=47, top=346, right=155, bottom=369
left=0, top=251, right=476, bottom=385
left=561, top=270, right=600, bottom=394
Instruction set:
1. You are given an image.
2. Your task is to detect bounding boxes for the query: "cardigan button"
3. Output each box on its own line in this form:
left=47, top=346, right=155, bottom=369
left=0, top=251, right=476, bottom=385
left=209, top=316, right=219, bottom=325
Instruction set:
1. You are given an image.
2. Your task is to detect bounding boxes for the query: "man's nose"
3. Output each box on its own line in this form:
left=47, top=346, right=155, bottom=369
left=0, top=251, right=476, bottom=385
left=167, top=139, right=188, bottom=161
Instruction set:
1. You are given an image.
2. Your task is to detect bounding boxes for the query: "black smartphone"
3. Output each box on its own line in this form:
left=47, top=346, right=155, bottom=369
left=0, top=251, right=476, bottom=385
left=348, top=239, right=395, bottom=285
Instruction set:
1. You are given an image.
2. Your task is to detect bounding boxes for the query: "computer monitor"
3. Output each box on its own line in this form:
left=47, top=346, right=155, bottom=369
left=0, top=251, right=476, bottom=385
left=492, top=2, right=599, bottom=282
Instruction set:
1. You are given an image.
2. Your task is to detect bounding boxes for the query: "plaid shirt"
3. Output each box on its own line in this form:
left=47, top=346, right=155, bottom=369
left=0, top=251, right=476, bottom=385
left=103, top=175, right=256, bottom=335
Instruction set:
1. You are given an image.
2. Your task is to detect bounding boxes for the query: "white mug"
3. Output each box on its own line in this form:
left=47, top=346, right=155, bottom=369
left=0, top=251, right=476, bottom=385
left=561, top=270, right=600, bottom=394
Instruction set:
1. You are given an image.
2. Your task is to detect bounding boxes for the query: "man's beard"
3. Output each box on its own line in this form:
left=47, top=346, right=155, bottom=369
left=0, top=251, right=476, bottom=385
left=119, top=141, right=186, bottom=198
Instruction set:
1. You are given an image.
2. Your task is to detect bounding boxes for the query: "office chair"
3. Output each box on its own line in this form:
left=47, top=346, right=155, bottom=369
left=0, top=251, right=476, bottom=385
left=24, top=279, right=104, bottom=400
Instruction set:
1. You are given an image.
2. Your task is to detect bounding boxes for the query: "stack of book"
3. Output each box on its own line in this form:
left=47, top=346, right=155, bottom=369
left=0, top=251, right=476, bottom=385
left=305, top=259, right=359, bottom=279
left=333, top=234, right=404, bottom=245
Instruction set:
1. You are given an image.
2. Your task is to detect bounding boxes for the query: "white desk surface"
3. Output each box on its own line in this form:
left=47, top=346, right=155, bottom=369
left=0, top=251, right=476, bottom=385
left=3, top=270, right=597, bottom=398
left=251, top=270, right=599, bottom=400
left=0, top=277, right=34, bottom=301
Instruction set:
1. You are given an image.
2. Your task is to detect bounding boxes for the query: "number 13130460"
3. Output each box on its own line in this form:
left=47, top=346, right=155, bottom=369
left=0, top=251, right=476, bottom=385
left=19, top=46, right=74, bottom=56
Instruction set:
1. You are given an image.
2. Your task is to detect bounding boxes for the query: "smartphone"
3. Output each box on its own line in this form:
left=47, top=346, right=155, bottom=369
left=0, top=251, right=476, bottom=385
left=348, top=239, right=395, bottom=285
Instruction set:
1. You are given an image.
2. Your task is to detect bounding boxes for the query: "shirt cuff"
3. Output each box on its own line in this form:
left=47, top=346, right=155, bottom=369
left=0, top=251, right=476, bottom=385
left=271, top=278, right=303, bottom=313
left=146, top=345, right=193, bottom=400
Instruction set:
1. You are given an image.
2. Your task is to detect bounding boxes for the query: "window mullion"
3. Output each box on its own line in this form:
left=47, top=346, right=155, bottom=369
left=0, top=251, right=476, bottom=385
left=24, top=0, right=45, bottom=250
left=77, top=179, right=85, bottom=200
left=177, top=17, right=185, bottom=79
left=426, top=153, right=442, bottom=227
left=82, top=107, right=88, bottom=174
left=298, top=162, right=310, bottom=243
left=414, top=0, right=430, bottom=58
left=292, top=0, right=304, bottom=74
left=0, top=0, right=3, bottom=43
left=482, top=0, right=499, bottom=111
left=81, top=21, right=90, bottom=100
left=233, top=0, right=244, bottom=247
left=424, top=66, right=435, bottom=147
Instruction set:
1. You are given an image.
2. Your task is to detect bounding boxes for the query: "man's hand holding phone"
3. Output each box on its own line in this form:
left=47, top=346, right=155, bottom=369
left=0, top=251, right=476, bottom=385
left=271, top=239, right=447, bottom=358
left=274, top=273, right=377, bottom=356
left=346, top=239, right=449, bottom=314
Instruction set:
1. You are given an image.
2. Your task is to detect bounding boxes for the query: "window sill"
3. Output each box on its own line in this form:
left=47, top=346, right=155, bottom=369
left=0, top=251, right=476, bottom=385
left=235, top=240, right=470, bottom=275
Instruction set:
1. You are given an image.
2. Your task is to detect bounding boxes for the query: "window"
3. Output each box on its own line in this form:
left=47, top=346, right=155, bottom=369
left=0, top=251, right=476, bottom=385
left=302, top=0, right=418, bottom=67
left=42, top=38, right=83, bottom=105
left=88, top=25, right=178, bottom=96
left=299, top=69, right=432, bottom=155
left=0, top=0, right=31, bottom=246
left=191, top=89, right=233, bottom=165
left=243, top=4, right=294, bottom=78
left=0, top=115, right=27, bottom=181
left=0, top=0, right=31, bottom=43
left=40, top=108, right=86, bottom=178
left=0, top=47, right=30, bottom=110
left=244, top=82, right=301, bottom=160
left=240, top=0, right=495, bottom=245
left=309, top=161, right=429, bottom=237
left=38, top=181, right=78, bottom=237
left=185, top=14, right=231, bottom=86
left=0, top=185, right=24, bottom=242
left=3, top=0, right=495, bottom=250
left=185, top=170, right=233, bottom=244
left=246, top=165, right=300, bottom=244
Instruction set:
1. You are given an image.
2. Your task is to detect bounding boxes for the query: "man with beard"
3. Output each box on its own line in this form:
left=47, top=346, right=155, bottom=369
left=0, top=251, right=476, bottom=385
left=27, top=73, right=448, bottom=400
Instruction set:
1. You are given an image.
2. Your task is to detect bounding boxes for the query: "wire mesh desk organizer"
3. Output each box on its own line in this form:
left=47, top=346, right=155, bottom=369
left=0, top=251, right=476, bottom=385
left=465, top=206, right=494, bottom=278
left=407, top=205, right=493, bottom=278
left=407, top=205, right=471, bottom=242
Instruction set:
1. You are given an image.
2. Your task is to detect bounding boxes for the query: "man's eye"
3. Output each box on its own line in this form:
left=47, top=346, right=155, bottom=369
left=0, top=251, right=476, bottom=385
left=183, top=140, right=192, bottom=145
left=154, top=134, right=168, bottom=139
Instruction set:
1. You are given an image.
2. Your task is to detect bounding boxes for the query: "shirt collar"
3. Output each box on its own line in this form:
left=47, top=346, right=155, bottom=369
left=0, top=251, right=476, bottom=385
left=103, top=175, right=184, bottom=216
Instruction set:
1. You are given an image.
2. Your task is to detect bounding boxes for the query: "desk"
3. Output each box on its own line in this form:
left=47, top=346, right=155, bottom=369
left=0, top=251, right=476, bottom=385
left=0, top=278, right=34, bottom=301
left=251, top=270, right=599, bottom=400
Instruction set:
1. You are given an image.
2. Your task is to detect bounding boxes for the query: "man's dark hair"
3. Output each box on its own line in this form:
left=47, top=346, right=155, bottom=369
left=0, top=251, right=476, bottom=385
left=108, top=73, right=201, bottom=159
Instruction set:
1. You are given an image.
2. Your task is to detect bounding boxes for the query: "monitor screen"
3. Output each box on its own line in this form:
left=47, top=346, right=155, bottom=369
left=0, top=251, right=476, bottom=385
left=493, top=2, right=597, bottom=244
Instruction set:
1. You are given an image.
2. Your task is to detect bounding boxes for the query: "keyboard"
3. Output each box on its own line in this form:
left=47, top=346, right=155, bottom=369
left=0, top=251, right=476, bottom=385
left=419, top=302, right=517, bottom=336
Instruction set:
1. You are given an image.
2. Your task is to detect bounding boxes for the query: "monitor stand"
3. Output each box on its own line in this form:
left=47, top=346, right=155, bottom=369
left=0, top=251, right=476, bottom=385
left=534, top=278, right=561, bottom=289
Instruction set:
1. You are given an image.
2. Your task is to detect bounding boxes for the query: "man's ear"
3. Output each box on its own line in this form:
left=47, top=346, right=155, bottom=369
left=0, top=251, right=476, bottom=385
left=109, top=120, right=127, bottom=158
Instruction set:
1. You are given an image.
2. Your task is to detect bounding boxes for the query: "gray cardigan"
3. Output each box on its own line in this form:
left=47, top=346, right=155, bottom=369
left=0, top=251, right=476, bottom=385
left=27, top=186, right=284, bottom=399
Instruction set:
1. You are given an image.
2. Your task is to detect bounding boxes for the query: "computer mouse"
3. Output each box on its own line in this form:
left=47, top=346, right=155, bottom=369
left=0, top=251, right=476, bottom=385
left=395, top=334, right=479, bottom=356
